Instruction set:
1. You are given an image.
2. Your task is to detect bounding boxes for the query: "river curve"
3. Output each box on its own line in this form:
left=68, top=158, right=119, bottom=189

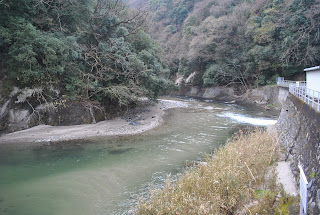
left=0, top=98, right=278, bottom=215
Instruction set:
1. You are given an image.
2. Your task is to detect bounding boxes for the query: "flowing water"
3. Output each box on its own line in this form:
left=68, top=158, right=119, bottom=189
left=0, top=98, right=278, bottom=215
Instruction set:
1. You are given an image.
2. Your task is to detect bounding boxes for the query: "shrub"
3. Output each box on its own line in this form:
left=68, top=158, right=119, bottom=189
left=137, top=130, right=278, bottom=214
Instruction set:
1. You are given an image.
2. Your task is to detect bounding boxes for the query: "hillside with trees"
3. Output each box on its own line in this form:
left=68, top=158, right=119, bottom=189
left=143, top=0, right=320, bottom=90
left=0, top=0, right=174, bottom=107
left=1, top=0, right=320, bottom=131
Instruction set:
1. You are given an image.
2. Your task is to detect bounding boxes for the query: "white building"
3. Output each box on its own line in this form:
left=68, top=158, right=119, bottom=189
left=304, top=66, right=320, bottom=92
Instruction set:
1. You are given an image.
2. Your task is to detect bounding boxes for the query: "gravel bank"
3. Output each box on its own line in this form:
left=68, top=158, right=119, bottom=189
left=0, top=99, right=189, bottom=144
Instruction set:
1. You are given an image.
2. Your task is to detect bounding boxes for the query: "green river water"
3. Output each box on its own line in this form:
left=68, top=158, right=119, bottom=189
left=0, top=98, right=278, bottom=215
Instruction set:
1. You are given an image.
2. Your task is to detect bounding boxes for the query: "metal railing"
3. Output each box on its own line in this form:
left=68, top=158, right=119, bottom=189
left=289, top=84, right=320, bottom=112
left=277, top=77, right=320, bottom=112
left=277, top=77, right=306, bottom=88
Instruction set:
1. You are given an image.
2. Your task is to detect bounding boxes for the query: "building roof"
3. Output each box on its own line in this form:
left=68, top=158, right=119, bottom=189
left=304, top=66, right=320, bottom=72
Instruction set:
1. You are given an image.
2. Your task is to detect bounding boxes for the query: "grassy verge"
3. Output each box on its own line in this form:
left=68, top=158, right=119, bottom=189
left=136, top=130, right=280, bottom=214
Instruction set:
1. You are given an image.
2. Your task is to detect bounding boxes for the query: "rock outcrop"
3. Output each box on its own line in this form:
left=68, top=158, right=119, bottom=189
left=175, top=76, right=288, bottom=105
left=0, top=88, right=106, bottom=134
left=202, top=87, right=234, bottom=99
left=246, top=86, right=289, bottom=107
left=176, top=86, right=235, bottom=100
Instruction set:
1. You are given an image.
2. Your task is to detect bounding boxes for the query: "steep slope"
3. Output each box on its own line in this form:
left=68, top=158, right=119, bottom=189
left=0, top=0, right=176, bottom=132
left=138, top=0, right=320, bottom=89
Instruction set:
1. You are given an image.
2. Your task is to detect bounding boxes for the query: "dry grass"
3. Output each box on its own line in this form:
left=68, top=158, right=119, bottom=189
left=136, top=129, right=278, bottom=215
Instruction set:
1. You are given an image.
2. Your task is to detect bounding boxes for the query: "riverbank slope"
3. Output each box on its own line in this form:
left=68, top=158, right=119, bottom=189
left=136, top=130, right=284, bottom=214
left=0, top=99, right=188, bottom=144
left=175, top=85, right=288, bottom=112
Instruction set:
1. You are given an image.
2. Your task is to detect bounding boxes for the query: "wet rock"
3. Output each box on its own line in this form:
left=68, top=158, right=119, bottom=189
left=202, top=87, right=234, bottom=99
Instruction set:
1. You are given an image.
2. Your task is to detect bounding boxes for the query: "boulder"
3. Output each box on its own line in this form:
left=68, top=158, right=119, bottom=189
left=8, top=109, right=31, bottom=132
left=189, top=87, right=201, bottom=97
left=0, top=87, right=106, bottom=134
left=248, top=86, right=289, bottom=107
left=41, top=101, right=104, bottom=126
left=202, top=87, right=234, bottom=99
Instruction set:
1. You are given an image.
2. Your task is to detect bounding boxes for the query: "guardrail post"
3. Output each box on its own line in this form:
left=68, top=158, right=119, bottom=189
left=299, top=165, right=308, bottom=215
left=313, top=91, right=314, bottom=108
left=304, top=88, right=306, bottom=102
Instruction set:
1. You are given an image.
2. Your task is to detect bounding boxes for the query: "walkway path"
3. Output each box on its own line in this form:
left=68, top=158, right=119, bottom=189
left=276, top=160, right=298, bottom=196
left=268, top=125, right=298, bottom=196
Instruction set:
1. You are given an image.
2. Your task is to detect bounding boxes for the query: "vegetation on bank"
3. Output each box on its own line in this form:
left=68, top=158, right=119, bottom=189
left=1, top=0, right=319, bottom=108
left=146, top=0, right=320, bottom=88
left=0, top=0, right=175, bottom=107
left=136, top=130, right=285, bottom=214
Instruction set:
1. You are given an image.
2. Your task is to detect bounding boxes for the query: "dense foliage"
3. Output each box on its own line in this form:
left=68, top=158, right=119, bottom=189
left=1, top=0, right=319, bottom=105
left=0, top=0, right=175, bottom=106
left=145, top=0, right=320, bottom=88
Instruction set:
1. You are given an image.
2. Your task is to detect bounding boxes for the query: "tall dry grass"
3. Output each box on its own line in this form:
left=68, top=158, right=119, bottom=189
left=136, top=129, right=278, bottom=215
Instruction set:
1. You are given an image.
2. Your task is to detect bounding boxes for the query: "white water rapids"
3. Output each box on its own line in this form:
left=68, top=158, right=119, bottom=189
left=218, top=112, right=278, bottom=126
left=0, top=98, right=279, bottom=215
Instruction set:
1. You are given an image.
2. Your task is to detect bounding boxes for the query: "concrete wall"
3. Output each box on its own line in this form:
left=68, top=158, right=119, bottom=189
left=277, top=94, right=320, bottom=213
left=306, top=70, right=320, bottom=92
left=249, top=86, right=289, bottom=107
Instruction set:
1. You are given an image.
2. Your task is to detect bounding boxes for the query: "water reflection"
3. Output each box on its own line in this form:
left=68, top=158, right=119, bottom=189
left=0, top=98, right=279, bottom=215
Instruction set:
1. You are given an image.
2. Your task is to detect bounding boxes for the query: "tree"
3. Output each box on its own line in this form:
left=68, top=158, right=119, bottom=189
left=0, top=0, right=175, bottom=107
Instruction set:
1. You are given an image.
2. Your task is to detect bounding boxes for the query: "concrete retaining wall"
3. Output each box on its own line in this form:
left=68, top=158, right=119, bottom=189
left=277, top=94, right=320, bottom=213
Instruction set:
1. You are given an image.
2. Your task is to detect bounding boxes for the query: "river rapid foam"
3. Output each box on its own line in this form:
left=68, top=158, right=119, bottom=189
left=217, top=112, right=278, bottom=126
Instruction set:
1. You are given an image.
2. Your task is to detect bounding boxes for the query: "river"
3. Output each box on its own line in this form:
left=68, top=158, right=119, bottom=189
left=0, top=98, right=278, bottom=215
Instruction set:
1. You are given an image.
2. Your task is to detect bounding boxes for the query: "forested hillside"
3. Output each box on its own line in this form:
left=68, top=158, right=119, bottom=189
left=144, top=0, right=320, bottom=89
left=0, top=0, right=174, bottom=107
left=1, top=0, right=319, bottom=106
